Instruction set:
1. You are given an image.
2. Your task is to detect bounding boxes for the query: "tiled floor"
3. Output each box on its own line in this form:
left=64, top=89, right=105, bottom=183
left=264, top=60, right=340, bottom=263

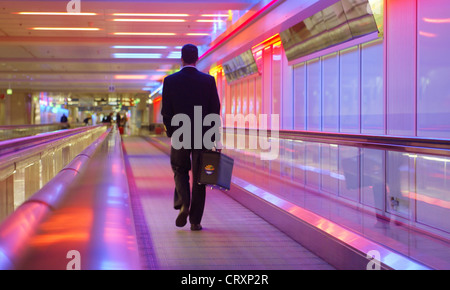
left=122, top=136, right=335, bottom=270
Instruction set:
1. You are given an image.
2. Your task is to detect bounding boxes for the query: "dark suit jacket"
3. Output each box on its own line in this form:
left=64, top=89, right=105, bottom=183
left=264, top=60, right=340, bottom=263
left=161, top=67, right=221, bottom=146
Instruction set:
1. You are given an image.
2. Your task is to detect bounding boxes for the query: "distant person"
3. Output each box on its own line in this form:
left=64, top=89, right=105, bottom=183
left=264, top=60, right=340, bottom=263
left=161, top=44, right=221, bottom=231
left=103, top=113, right=113, bottom=124
left=116, top=112, right=121, bottom=125
left=118, top=113, right=127, bottom=135
left=60, top=114, right=69, bottom=129
left=83, top=117, right=91, bottom=126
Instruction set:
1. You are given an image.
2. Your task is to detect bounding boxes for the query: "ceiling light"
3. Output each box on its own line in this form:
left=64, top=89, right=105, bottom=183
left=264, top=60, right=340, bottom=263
left=201, top=14, right=229, bottom=17
left=113, top=53, right=162, bottom=59
left=112, top=46, right=168, bottom=49
left=112, top=13, right=189, bottom=17
left=186, top=33, right=210, bottom=36
left=196, top=19, right=224, bottom=23
left=167, top=51, right=182, bottom=59
left=114, top=75, right=148, bottom=80
left=17, top=12, right=98, bottom=16
left=145, top=81, right=161, bottom=86
left=112, top=19, right=185, bottom=22
left=113, top=32, right=176, bottom=36
left=31, top=27, right=101, bottom=31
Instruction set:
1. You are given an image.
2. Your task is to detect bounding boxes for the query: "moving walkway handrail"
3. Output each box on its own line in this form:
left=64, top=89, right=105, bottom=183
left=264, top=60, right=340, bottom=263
left=0, top=123, right=85, bottom=141
left=223, top=127, right=450, bottom=156
left=0, top=127, right=141, bottom=270
left=0, top=123, right=61, bottom=130
left=0, top=125, right=108, bottom=188
left=0, top=127, right=111, bottom=269
left=0, top=125, right=106, bottom=155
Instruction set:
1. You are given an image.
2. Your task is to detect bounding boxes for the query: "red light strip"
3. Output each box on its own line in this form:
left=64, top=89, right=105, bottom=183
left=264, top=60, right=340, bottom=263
left=199, top=0, right=281, bottom=60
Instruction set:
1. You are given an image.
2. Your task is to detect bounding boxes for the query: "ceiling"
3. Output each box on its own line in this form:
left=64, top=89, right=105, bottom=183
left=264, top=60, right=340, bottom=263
left=0, top=0, right=261, bottom=95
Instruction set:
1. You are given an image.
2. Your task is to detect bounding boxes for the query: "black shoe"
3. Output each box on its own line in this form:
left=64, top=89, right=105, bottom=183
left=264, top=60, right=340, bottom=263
left=176, top=206, right=189, bottom=227
left=190, top=224, right=202, bottom=231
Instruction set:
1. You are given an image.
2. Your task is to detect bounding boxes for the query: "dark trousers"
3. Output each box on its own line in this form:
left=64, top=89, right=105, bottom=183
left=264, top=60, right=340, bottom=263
left=170, top=147, right=206, bottom=225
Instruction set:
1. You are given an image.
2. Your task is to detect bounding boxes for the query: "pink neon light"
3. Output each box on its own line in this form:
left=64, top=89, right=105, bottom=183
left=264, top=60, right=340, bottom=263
left=423, top=17, right=450, bottom=23
left=419, top=31, right=437, bottom=37
left=199, top=0, right=280, bottom=60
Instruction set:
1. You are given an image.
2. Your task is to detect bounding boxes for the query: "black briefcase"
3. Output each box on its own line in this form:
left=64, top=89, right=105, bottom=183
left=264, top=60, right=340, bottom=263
left=197, top=150, right=234, bottom=191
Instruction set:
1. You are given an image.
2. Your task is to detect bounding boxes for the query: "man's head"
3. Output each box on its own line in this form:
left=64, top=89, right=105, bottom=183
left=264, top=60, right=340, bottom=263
left=181, top=44, right=199, bottom=66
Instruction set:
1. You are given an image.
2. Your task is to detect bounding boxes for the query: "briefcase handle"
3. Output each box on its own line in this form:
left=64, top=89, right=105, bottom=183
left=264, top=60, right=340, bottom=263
left=212, top=141, right=223, bottom=153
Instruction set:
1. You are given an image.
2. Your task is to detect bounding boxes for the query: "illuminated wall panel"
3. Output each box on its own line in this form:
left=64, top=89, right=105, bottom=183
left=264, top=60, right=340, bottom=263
left=361, top=39, right=384, bottom=134
left=272, top=42, right=282, bottom=118
left=255, top=77, right=262, bottom=118
left=241, top=82, right=246, bottom=116
left=248, top=78, right=256, bottom=128
left=417, top=0, right=450, bottom=138
left=339, top=46, right=360, bottom=133
left=225, top=76, right=231, bottom=116
left=306, top=58, right=322, bottom=131
left=281, top=44, right=294, bottom=130
left=322, top=52, right=339, bottom=132
left=263, top=46, right=273, bottom=119
left=231, top=84, right=236, bottom=115
left=221, top=72, right=226, bottom=119
left=236, top=82, right=241, bottom=115
left=293, top=63, right=306, bottom=130
left=386, top=0, right=416, bottom=136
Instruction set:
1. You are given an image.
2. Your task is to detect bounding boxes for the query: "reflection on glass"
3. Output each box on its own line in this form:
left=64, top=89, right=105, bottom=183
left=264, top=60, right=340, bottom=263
left=322, top=2, right=352, bottom=46
left=280, top=0, right=379, bottom=61
left=224, top=132, right=450, bottom=269
left=223, top=50, right=259, bottom=83
left=342, top=0, right=378, bottom=37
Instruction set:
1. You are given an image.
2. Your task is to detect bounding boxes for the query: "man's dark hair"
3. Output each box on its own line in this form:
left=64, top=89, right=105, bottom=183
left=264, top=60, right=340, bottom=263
left=181, top=44, right=199, bottom=64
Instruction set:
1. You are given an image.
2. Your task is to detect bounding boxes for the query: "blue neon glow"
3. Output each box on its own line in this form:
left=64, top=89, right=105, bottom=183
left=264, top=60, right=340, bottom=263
left=0, top=247, right=13, bottom=270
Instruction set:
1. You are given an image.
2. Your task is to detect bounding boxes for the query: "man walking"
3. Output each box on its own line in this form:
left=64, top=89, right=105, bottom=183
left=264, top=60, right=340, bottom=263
left=161, top=44, right=221, bottom=231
